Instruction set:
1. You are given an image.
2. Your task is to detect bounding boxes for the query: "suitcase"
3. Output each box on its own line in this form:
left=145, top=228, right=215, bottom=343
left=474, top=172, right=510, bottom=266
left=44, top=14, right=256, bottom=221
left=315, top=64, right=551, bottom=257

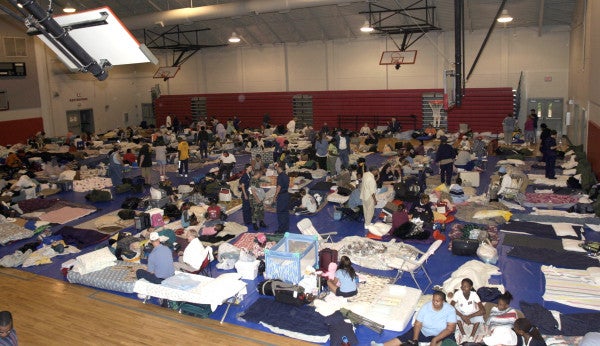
left=134, top=213, right=151, bottom=231
left=452, top=239, right=479, bottom=256
left=319, top=248, right=338, bottom=272
left=166, top=301, right=212, bottom=318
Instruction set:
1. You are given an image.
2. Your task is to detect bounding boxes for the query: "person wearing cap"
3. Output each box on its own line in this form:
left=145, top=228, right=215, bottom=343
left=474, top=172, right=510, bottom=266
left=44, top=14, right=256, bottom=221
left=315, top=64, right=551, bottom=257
left=274, top=162, right=290, bottom=233
left=360, top=166, right=379, bottom=230
left=0, top=311, right=18, bottom=346
left=371, top=291, right=456, bottom=346
left=136, top=232, right=175, bottom=284
left=435, top=136, right=456, bottom=186
left=178, top=137, right=190, bottom=177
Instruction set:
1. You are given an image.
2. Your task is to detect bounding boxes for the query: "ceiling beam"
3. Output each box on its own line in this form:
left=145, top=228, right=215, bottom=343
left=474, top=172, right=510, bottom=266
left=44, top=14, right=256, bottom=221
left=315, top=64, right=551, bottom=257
left=336, top=5, right=356, bottom=39
left=146, top=0, right=163, bottom=12
left=537, top=0, right=545, bottom=37
left=309, top=7, right=331, bottom=41
left=256, top=15, right=284, bottom=44
left=284, top=13, right=308, bottom=42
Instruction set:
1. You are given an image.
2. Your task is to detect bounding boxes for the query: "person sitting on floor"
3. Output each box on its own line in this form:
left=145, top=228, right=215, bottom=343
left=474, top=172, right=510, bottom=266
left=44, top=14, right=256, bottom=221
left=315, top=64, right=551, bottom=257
left=122, top=149, right=137, bottom=165
left=326, top=255, right=358, bottom=298
left=514, top=318, right=547, bottom=346
left=486, top=291, right=518, bottom=332
left=218, top=150, right=236, bottom=180
left=5, top=152, right=22, bottom=169
left=372, top=291, right=456, bottom=346
left=173, top=229, right=213, bottom=273
left=391, top=204, right=412, bottom=238
left=204, top=197, right=226, bottom=227
left=409, top=194, right=434, bottom=226
left=135, top=231, right=175, bottom=284
left=293, top=188, right=318, bottom=215
left=450, top=278, right=485, bottom=342
left=454, top=146, right=476, bottom=171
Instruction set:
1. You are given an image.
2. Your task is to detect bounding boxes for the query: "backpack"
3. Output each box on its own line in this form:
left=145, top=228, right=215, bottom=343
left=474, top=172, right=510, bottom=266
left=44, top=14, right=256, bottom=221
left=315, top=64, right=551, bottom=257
left=257, top=279, right=284, bottom=296
left=580, top=241, right=600, bottom=256
left=271, top=281, right=310, bottom=306
left=85, top=189, right=112, bottom=202
left=121, top=197, right=141, bottom=210
left=117, top=209, right=136, bottom=220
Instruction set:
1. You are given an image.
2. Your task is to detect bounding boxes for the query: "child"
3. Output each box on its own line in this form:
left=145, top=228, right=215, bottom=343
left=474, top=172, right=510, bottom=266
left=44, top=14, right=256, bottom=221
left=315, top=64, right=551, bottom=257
left=326, top=256, right=358, bottom=298
left=514, top=318, right=547, bottom=346
left=293, top=188, right=318, bottom=215
left=204, top=198, right=226, bottom=227
left=486, top=291, right=518, bottom=331
left=451, top=278, right=485, bottom=342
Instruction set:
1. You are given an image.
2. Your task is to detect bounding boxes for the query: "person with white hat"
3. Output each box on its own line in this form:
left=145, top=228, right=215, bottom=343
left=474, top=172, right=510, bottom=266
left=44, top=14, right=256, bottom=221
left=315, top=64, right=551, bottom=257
left=135, top=231, right=174, bottom=284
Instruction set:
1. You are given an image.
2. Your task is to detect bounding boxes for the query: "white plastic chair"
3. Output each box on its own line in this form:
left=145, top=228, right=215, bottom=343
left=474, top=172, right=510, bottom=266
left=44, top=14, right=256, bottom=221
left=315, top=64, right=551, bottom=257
left=297, top=218, right=337, bottom=244
left=387, top=239, right=443, bottom=291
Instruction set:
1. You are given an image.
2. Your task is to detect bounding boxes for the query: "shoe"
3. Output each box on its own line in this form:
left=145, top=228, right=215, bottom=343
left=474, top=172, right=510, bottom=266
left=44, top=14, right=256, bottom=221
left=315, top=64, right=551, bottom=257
left=137, top=294, right=148, bottom=300
left=259, top=221, right=267, bottom=228
left=253, top=223, right=259, bottom=231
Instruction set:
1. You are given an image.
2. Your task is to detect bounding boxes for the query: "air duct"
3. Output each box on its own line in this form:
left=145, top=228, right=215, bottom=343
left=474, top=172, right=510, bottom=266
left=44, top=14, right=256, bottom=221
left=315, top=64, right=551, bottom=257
left=123, top=0, right=360, bottom=30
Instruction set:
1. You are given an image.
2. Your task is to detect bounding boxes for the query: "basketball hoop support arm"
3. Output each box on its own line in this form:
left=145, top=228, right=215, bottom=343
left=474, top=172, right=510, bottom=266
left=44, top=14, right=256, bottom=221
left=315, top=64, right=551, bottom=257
left=9, top=0, right=109, bottom=81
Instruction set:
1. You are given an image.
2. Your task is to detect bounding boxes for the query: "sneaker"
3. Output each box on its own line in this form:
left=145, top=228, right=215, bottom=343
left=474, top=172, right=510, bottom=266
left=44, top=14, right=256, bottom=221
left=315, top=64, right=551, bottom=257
left=137, top=293, right=148, bottom=300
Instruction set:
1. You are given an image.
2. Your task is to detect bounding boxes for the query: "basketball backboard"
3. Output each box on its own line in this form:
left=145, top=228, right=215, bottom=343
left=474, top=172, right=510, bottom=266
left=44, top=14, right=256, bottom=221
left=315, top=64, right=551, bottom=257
left=153, top=66, right=180, bottom=79
left=32, top=7, right=158, bottom=72
left=379, top=50, right=417, bottom=65
left=444, top=70, right=456, bottom=109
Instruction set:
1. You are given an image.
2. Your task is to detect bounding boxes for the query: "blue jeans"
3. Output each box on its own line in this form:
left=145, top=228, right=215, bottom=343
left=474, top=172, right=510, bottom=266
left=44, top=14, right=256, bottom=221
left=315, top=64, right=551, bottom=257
left=136, top=269, right=163, bottom=284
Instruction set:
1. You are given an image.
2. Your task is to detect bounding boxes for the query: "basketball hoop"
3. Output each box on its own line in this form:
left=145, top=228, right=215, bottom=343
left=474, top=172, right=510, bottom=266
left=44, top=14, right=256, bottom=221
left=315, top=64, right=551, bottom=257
left=428, top=100, right=444, bottom=128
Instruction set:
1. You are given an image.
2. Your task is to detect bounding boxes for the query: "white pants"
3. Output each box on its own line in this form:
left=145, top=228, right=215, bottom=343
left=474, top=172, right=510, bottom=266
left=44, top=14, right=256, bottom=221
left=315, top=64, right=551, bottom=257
left=363, top=196, right=375, bottom=228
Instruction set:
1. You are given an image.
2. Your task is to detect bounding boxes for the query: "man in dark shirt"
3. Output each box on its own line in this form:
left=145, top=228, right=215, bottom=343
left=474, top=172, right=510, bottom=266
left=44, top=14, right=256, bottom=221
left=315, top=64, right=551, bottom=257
left=544, top=130, right=558, bottom=179
left=197, top=126, right=210, bottom=159
left=274, top=162, right=290, bottom=233
left=435, top=136, right=456, bottom=186
left=239, top=164, right=253, bottom=226
left=539, top=123, right=552, bottom=161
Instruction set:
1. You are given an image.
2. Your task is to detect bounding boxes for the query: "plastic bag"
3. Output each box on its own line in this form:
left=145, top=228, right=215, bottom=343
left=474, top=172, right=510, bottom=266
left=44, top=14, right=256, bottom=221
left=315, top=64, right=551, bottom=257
left=477, top=240, right=498, bottom=264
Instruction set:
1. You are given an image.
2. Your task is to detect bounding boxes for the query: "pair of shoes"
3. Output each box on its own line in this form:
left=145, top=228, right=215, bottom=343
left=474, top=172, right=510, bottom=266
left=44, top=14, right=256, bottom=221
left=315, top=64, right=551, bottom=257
left=253, top=223, right=259, bottom=231
left=259, top=221, right=267, bottom=228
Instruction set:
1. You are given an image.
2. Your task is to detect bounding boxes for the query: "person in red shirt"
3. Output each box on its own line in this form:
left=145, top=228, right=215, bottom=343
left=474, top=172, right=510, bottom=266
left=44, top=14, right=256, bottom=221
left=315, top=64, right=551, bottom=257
left=122, top=149, right=137, bottom=165
left=204, top=198, right=226, bottom=227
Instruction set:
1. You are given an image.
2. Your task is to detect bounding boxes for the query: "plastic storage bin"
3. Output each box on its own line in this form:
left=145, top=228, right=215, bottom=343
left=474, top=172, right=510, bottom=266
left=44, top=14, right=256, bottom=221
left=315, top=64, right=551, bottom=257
left=265, top=233, right=318, bottom=284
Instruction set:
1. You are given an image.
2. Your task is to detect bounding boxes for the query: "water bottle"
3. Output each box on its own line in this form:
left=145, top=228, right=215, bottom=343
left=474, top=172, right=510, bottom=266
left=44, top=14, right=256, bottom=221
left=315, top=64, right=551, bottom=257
left=341, top=335, right=350, bottom=346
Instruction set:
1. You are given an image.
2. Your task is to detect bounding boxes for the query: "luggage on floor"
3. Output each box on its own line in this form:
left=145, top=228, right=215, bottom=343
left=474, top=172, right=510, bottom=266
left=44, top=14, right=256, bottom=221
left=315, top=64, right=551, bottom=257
left=319, top=248, right=338, bottom=272
left=257, top=279, right=284, bottom=296
left=272, top=281, right=310, bottom=306
left=134, top=213, right=151, bottom=231
left=165, top=300, right=212, bottom=318
left=451, top=239, right=479, bottom=256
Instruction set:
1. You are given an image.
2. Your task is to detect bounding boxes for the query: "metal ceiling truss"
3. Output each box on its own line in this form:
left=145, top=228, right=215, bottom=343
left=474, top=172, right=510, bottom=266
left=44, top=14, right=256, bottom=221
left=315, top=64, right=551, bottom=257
left=360, top=0, right=441, bottom=51
left=143, top=24, right=226, bottom=66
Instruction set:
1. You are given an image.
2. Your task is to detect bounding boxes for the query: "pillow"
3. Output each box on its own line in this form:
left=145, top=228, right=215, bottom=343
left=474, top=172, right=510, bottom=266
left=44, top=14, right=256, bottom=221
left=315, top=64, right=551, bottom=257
left=473, top=210, right=512, bottom=221
left=71, top=247, right=117, bottom=275
left=562, top=239, right=586, bottom=253
left=202, top=226, right=217, bottom=236
left=366, top=222, right=392, bottom=237
left=552, top=223, right=578, bottom=237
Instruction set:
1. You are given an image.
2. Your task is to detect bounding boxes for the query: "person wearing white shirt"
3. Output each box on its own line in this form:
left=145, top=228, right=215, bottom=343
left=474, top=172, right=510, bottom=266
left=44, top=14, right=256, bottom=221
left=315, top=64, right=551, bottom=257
left=218, top=151, right=237, bottom=180
left=360, top=166, right=379, bottom=229
left=294, top=188, right=318, bottom=214
left=360, top=123, right=371, bottom=135
left=165, top=114, right=172, bottom=130
left=174, top=230, right=214, bottom=272
left=287, top=118, right=296, bottom=134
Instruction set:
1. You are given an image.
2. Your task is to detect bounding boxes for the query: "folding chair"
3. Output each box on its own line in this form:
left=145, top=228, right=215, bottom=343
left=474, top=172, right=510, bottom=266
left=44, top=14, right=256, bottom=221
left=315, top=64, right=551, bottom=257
left=387, top=240, right=442, bottom=291
left=297, top=218, right=337, bottom=244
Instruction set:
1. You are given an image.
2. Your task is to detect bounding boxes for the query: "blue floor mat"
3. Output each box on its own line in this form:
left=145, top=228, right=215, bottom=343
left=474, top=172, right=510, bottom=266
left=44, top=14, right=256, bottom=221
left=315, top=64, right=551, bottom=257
left=1, top=152, right=598, bottom=346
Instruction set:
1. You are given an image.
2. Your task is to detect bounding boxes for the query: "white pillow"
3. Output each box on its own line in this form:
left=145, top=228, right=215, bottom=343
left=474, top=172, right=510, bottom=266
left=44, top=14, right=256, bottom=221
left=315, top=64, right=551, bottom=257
left=71, top=247, right=117, bottom=275
left=552, top=223, right=578, bottom=237
left=561, top=239, right=586, bottom=253
left=366, top=222, right=392, bottom=237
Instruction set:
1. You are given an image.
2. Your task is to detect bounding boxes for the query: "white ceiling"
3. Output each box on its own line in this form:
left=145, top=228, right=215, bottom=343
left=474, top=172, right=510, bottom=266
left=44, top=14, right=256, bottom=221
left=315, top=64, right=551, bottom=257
left=2, top=0, right=576, bottom=47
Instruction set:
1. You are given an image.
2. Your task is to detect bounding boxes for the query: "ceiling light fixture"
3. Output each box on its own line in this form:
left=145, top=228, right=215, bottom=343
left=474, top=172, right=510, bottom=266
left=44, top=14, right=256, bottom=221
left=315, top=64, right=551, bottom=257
left=497, top=9, right=513, bottom=23
left=228, top=32, right=241, bottom=43
left=360, top=21, right=374, bottom=33
left=63, top=3, right=76, bottom=13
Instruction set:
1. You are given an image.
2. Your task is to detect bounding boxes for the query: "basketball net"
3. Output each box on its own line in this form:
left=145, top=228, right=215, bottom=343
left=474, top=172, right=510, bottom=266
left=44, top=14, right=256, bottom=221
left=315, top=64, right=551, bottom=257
left=428, top=100, right=444, bottom=128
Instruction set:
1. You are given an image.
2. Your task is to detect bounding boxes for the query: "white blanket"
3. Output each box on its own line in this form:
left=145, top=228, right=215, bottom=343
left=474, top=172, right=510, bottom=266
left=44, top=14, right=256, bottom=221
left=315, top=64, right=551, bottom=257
left=133, top=272, right=247, bottom=311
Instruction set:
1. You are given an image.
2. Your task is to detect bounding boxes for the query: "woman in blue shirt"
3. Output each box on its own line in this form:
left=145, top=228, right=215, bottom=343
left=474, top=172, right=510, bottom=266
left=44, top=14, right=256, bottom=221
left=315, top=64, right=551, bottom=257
left=326, top=255, right=358, bottom=298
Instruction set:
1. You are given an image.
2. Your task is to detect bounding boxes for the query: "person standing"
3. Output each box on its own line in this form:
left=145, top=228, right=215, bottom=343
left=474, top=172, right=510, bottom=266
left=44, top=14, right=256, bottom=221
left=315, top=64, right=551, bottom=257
left=239, top=164, right=253, bottom=226
left=108, top=147, right=123, bottom=187
left=250, top=169, right=267, bottom=230
left=530, top=108, right=538, bottom=143
left=274, top=162, right=290, bottom=233
left=524, top=113, right=535, bottom=146
left=287, top=117, right=297, bottom=134
left=336, top=129, right=350, bottom=169
left=360, top=166, right=379, bottom=229
left=388, top=117, right=401, bottom=133
left=153, top=138, right=167, bottom=179
left=172, top=116, right=180, bottom=133
left=435, top=136, right=456, bottom=186
left=314, top=132, right=329, bottom=170
left=136, top=232, right=175, bottom=284
left=0, top=311, right=18, bottom=346
left=165, top=114, right=172, bottom=130
left=544, top=130, right=558, bottom=179
left=197, top=126, right=209, bottom=159
left=502, top=113, right=516, bottom=145
left=138, top=143, right=153, bottom=186
left=539, top=123, right=552, bottom=161
left=178, top=137, right=190, bottom=177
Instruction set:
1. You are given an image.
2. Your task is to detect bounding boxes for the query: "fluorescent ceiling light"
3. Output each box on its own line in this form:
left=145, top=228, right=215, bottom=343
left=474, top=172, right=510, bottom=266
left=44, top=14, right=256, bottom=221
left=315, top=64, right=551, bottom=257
left=228, top=32, right=241, bottom=43
left=497, top=9, right=513, bottom=23
left=360, top=20, right=374, bottom=33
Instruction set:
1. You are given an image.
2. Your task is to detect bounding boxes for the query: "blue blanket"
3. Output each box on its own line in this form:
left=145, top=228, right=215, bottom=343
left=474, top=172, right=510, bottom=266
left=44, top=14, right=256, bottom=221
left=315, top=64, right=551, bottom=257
left=239, top=298, right=328, bottom=338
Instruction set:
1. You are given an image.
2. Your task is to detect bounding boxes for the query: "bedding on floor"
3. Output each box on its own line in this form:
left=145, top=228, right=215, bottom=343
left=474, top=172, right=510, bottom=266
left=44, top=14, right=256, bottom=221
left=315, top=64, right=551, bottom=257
left=541, top=265, right=600, bottom=311
left=72, top=209, right=134, bottom=234
left=499, top=221, right=581, bottom=239
left=38, top=206, right=97, bottom=224
left=521, top=193, right=580, bottom=208
left=54, top=225, right=113, bottom=248
left=67, top=261, right=144, bottom=293
left=238, top=297, right=329, bottom=343
left=133, top=272, right=247, bottom=311
left=0, top=222, right=35, bottom=245
left=507, top=247, right=599, bottom=269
